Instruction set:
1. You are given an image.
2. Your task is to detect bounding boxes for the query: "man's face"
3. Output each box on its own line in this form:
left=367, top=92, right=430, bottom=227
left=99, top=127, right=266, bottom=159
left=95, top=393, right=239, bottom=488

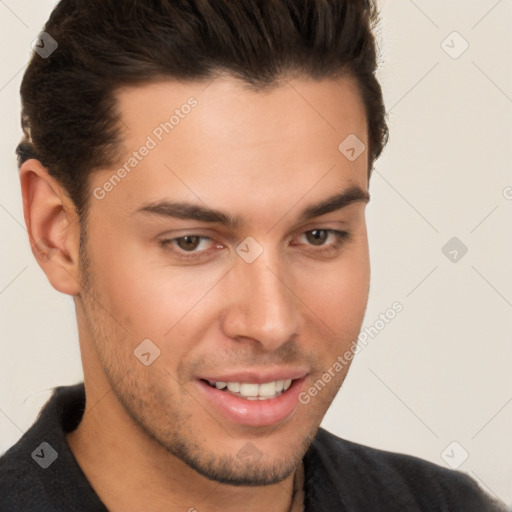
left=78, top=74, right=370, bottom=485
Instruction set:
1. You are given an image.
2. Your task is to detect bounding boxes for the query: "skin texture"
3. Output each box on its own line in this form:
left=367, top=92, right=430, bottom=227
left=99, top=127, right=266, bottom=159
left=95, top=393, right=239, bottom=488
left=20, top=74, right=370, bottom=512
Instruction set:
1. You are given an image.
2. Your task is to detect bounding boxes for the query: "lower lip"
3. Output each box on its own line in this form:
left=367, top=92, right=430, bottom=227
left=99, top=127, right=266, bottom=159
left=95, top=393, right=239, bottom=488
left=196, top=378, right=306, bottom=427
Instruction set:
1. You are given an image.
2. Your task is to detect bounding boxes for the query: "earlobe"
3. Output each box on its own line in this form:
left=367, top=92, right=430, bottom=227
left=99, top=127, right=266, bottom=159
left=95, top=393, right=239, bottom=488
left=19, top=159, right=82, bottom=296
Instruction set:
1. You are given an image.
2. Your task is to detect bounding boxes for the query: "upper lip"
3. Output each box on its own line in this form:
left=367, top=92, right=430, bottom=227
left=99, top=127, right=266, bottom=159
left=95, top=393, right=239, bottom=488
left=198, top=367, right=309, bottom=384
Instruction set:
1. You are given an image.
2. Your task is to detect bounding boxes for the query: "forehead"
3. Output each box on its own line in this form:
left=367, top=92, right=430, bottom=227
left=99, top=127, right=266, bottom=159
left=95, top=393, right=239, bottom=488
left=115, top=73, right=367, bottom=150
left=93, top=75, right=368, bottom=220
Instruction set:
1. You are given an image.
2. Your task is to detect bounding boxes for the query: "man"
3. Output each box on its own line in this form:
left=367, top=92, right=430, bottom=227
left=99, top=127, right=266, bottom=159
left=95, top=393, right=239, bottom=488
left=0, top=1, right=506, bottom=511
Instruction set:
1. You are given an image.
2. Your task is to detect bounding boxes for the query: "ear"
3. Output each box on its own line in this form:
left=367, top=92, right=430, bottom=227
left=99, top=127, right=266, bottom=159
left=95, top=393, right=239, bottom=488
left=19, top=159, right=82, bottom=296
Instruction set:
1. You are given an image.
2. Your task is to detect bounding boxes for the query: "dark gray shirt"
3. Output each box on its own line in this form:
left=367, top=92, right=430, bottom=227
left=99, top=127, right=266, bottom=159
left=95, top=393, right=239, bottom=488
left=0, top=383, right=507, bottom=511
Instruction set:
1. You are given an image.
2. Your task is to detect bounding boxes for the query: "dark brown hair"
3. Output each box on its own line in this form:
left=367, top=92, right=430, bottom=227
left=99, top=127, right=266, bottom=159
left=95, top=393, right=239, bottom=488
left=17, top=0, right=388, bottom=217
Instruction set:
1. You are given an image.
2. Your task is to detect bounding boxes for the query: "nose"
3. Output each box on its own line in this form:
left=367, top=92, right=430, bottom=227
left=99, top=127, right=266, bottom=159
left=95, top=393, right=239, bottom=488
left=220, top=252, right=300, bottom=351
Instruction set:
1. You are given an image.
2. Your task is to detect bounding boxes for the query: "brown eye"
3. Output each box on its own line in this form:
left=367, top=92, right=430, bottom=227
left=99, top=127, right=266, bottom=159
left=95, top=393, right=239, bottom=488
left=175, top=235, right=203, bottom=251
left=159, top=234, right=223, bottom=262
left=305, top=229, right=329, bottom=246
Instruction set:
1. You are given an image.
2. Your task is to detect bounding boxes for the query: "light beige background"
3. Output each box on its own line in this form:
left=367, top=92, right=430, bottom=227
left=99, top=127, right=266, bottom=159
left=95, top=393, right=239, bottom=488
left=1, top=0, right=511, bottom=506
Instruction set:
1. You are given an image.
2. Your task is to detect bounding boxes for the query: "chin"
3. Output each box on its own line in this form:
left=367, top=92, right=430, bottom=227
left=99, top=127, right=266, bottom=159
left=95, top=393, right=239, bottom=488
left=182, top=451, right=301, bottom=487
left=165, top=428, right=316, bottom=487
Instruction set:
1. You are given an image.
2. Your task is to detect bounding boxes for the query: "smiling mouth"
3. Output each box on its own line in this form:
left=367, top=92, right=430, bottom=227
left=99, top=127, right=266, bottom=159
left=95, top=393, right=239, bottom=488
left=202, top=379, right=294, bottom=400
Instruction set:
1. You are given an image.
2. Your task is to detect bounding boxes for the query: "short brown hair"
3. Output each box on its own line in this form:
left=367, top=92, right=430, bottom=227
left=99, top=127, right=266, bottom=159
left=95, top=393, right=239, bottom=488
left=17, top=0, right=388, bottom=217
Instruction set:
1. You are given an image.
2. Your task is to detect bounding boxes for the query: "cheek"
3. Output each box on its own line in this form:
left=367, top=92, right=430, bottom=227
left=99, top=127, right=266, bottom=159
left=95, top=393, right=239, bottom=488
left=89, top=244, right=225, bottom=346
left=298, top=245, right=370, bottom=330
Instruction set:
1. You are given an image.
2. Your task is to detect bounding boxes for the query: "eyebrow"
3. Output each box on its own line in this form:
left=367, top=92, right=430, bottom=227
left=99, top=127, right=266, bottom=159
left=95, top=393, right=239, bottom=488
left=137, top=185, right=370, bottom=228
left=297, top=186, right=370, bottom=223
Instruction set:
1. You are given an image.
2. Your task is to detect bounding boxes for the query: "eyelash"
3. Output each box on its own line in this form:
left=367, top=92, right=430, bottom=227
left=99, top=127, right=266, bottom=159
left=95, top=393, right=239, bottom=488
left=158, top=229, right=350, bottom=261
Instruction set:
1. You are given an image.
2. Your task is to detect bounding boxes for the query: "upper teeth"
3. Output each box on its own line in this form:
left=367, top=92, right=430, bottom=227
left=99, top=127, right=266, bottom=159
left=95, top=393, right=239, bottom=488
left=213, top=379, right=293, bottom=399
